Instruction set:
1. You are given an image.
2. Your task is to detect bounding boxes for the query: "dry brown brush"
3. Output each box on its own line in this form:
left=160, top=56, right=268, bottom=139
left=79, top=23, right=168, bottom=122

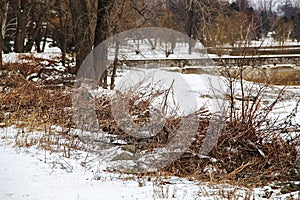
left=0, top=62, right=73, bottom=129
left=166, top=62, right=300, bottom=188
left=1, top=59, right=300, bottom=189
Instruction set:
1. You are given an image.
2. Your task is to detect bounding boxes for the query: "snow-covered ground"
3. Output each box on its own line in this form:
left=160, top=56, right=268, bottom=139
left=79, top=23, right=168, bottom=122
left=1, top=126, right=299, bottom=200
left=245, top=35, right=300, bottom=48
left=0, top=126, right=201, bottom=200
left=0, top=146, right=197, bottom=200
left=1, top=34, right=300, bottom=199
left=1, top=70, right=299, bottom=199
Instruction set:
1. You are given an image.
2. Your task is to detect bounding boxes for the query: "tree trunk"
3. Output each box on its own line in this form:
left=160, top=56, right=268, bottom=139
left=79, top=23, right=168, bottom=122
left=110, top=40, right=119, bottom=90
left=94, top=0, right=115, bottom=87
left=57, top=0, right=66, bottom=66
left=69, top=0, right=95, bottom=72
left=0, top=0, right=8, bottom=68
left=41, top=26, right=47, bottom=52
left=14, top=0, right=27, bottom=53
left=0, top=14, right=2, bottom=69
left=94, top=0, right=114, bottom=47
left=1, top=0, right=10, bottom=54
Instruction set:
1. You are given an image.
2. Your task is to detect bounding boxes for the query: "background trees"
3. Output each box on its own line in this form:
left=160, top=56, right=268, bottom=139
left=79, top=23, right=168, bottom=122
left=257, top=0, right=277, bottom=36
left=50, top=0, right=73, bottom=66
left=167, top=0, right=220, bottom=50
left=280, top=1, right=300, bottom=42
left=3, top=0, right=54, bottom=53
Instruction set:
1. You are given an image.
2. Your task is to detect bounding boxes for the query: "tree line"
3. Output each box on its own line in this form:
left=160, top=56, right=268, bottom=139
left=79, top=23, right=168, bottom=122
left=0, top=0, right=300, bottom=69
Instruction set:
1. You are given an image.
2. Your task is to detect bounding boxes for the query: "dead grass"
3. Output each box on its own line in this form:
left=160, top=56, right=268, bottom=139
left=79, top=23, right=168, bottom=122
left=0, top=67, right=72, bottom=129
left=222, top=65, right=300, bottom=85
left=165, top=64, right=300, bottom=188
left=1, top=58, right=300, bottom=192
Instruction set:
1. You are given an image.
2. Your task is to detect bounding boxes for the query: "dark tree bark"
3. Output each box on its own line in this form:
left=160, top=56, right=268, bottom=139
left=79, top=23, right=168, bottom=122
left=0, top=0, right=10, bottom=55
left=0, top=14, right=2, bottom=69
left=94, top=0, right=114, bottom=47
left=110, top=40, right=119, bottom=90
left=69, top=0, right=95, bottom=71
left=94, top=0, right=115, bottom=88
left=24, top=0, right=47, bottom=53
left=56, top=0, right=67, bottom=66
left=0, top=0, right=8, bottom=68
left=13, top=0, right=27, bottom=53
left=69, top=0, right=115, bottom=84
left=50, top=0, right=74, bottom=67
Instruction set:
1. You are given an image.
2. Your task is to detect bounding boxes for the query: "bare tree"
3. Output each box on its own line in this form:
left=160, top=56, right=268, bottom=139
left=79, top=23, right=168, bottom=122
left=49, top=0, right=73, bottom=66
left=0, top=0, right=9, bottom=68
left=257, top=0, right=277, bottom=37
left=69, top=0, right=117, bottom=88
left=0, top=10, right=2, bottom=69
left=278, top=0, right=300, bottom=42
left=12, top=0, right=28, bottom=53
left=292, top=14, right=300, bottom=42
left=69, top=0, right=96, bottom=71
left=94, top=0, right=115, bottom=88
left=167, top=0, right=219, bottom=52
left=94, top=0, right=115, bottom=47
left=23, top=0, right=49, bottom=52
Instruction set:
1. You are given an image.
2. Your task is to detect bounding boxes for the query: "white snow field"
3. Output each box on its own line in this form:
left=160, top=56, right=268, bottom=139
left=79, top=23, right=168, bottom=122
left=1, top=127, right=299, bottom=200
left=0, top=148, right=195, bottom=200
left=0, top=126, right=214, bottom=200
